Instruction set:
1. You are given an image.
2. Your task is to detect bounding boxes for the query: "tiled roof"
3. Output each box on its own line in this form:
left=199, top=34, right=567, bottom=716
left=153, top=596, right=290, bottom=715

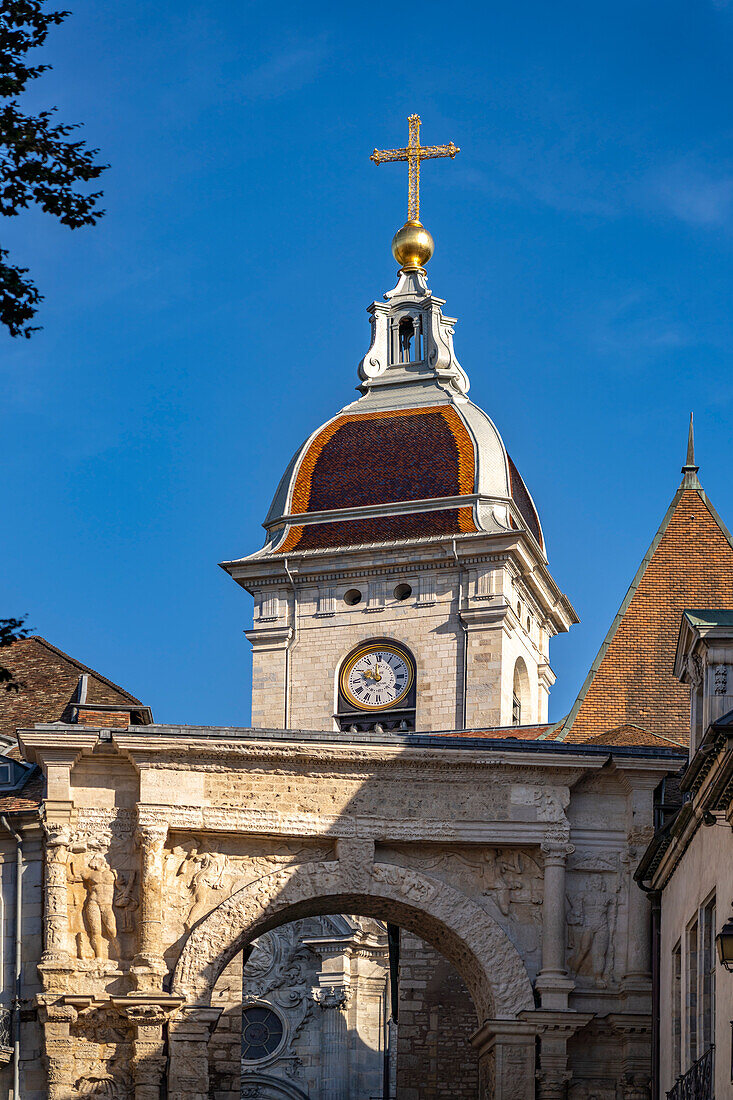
left=584, top=725, right=683, bottom=748
left=271, top=403, right=543, bottom=554
left=289, top=406, right=475, bottom=516
left=558, top=485, right=733, bottom=746
left=0, top=768, right=43, bottom=812
left=507, top=456, right=543, bottom=550
left=0, top=636, right=142, bottom=743
left=435, top=724, right=556, bottom=741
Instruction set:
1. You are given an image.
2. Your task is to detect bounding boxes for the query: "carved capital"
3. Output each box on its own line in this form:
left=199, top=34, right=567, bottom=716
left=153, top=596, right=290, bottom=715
left=540, top=841, right=575, bottom=866
left=312, top=985, right=349, bottom=1010
left=135, top=823, right=168, bottom=851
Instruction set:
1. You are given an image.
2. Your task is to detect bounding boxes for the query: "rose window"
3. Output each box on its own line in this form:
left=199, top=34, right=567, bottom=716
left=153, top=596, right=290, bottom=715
left=241, top=1005, right=284, bottom=1062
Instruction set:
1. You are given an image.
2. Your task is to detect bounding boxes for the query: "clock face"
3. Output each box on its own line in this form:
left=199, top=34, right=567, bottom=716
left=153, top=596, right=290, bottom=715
left=340, top=644, right=414, bottom=711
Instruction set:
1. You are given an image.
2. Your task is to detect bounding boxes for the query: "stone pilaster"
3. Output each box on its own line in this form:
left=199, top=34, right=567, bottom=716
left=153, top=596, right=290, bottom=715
left=41, top=823, right=72, bottom=965
left=609, top=1014, right=652, bottom=1100
left=38, top=1002, right=77, bottom=1100
left=118, top=1001, right=172, bottom=1100
left=624, top=845, right=652, bottom=981
left=530, top=1011, right=594, bottom=1100
left=621, top=778, right=656, bottom=1010
left=132, top=822, right=168, bottom=990
left=536, top=840, right=575, bottom=1010
left=472, top=1019, right=536, bottom=1100
left=167, top=1005, right=221, bottom=1100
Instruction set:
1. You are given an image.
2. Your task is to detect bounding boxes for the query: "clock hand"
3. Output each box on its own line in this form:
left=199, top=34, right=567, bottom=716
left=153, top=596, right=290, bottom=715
left=373, top=663, right=382, bottom=682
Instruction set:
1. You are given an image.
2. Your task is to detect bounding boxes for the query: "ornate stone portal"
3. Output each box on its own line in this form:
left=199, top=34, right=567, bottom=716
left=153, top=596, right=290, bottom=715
left=13, top=723, right=675, bottom=1099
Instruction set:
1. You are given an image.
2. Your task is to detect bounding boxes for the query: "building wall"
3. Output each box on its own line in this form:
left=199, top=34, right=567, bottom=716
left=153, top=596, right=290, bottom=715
left=395, top=932, right=479, bottom=1100
left=658, top=821, right=733, bottom=1097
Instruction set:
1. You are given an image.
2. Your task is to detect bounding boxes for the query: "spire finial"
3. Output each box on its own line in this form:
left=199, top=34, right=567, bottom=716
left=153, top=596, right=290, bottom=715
left=681, top=412, right=702, bottom=489
left=371, top=114, right=460, bottom=270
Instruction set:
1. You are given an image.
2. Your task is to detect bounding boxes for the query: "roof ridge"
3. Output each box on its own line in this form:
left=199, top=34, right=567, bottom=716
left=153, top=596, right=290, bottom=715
left=20, top=636, right=143, bottom=706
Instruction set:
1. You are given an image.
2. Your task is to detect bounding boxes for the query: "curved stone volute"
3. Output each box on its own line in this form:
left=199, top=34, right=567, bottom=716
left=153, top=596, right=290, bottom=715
left=172, top=860, right=534, bottom=1022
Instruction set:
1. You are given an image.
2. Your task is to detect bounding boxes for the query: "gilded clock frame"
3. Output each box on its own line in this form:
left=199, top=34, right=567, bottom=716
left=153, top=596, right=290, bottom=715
left=339, top=641, right=415, bottom=712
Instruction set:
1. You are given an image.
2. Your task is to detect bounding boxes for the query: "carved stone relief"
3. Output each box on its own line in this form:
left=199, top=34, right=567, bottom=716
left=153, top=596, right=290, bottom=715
left=160, top=837, right=334, bottom=943
left=239, top=916, right=367, bottom=1090
left=60, top=811, right=140, bottom=966
left=566, top=871, right=622, bottom=988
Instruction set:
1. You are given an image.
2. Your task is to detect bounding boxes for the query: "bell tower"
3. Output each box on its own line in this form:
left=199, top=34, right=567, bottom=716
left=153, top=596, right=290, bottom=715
left=221, top=116, right=576, bottom=733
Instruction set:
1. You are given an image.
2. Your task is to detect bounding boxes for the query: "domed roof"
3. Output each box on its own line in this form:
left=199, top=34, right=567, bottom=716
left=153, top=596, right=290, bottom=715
left=259, top=268, right=545, bottom=558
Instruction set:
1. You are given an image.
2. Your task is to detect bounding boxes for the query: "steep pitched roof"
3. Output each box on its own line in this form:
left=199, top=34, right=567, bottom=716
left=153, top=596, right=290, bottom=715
left=0, top=636, right=142, bottom=743
left=556, top=482, right=733, bottom=746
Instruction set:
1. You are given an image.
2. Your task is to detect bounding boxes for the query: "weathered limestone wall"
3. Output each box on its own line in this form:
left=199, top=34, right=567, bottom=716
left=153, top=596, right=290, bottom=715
left=396, top=931, right=478, bottom=1100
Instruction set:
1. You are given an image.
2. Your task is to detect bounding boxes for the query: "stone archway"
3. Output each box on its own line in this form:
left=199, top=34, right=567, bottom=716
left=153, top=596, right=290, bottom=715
left=169, top=859, right=535, bottom=1099
left=172, top=859, right=533, bottom=1022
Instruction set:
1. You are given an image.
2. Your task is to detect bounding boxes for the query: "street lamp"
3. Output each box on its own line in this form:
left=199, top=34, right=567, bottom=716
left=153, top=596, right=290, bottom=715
left=716, top=913, right=733, bottom=970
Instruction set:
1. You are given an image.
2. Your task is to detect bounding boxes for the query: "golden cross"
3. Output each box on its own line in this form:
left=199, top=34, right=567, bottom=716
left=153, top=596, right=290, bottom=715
left=371, top=114, right=459, bottom=223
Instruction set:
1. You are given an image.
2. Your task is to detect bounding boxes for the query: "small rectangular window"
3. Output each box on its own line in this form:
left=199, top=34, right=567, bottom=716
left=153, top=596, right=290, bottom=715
left=672, top=941, right=682, bottom=1078
left=512, top=692, right=521, bottom=726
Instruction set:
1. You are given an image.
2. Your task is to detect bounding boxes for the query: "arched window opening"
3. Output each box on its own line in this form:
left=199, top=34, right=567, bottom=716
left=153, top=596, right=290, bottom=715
left=398, top=316, right=415, bottom=363
left=512, top=657, right=531, bottom=727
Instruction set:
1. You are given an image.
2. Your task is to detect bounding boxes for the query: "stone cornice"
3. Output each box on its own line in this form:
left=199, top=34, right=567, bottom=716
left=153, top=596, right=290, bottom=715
left=638, top=722, right=733, bottom=890
left=18, top=731, right=99, bottom=767
left=135, top=801, right=577, bottom=844
left=106, top=729, right=681, bottom=775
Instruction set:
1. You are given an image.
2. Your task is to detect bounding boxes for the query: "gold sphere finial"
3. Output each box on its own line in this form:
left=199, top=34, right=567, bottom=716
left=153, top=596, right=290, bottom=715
left=391, top=220, right=434, bottom=270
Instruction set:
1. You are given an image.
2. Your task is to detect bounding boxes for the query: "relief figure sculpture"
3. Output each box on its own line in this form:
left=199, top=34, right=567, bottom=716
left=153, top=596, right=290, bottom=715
left=484, top=850, right=542, bottom=919
left=567, top=878, right=615, bottom=986
left=69, top=854, right=119, bottom=961
left=113, top=868, right=139, bottom=934
left=177, top=845, right=227, bottom=928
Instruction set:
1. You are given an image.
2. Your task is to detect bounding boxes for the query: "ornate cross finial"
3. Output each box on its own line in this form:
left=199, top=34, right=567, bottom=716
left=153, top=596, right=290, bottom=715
left=371, top=114, right=459, bottom=224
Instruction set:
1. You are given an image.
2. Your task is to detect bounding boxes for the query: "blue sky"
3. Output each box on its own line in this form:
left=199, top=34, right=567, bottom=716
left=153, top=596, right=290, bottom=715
left=4, top=0, right=733, bottom=726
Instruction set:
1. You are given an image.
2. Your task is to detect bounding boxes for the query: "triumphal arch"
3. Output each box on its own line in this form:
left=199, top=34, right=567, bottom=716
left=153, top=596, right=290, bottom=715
left=20, top=716, right=676, bottom=1099
left=8, top=118, right=697, bottom=1098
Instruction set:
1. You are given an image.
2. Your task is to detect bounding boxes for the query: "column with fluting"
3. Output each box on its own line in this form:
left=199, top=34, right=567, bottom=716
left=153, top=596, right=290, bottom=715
left=536, top=840, right=575, bottom=1010
left=314, top=987, right=350, bottom=1100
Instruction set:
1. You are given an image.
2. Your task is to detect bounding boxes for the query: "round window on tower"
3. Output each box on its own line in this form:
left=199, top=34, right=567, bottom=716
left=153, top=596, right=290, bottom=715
left=344, top=588, right=362, bottom=606
left=393, top=583, right=412, bottom=602
left=242, top=1004, right=285, bottom=1063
